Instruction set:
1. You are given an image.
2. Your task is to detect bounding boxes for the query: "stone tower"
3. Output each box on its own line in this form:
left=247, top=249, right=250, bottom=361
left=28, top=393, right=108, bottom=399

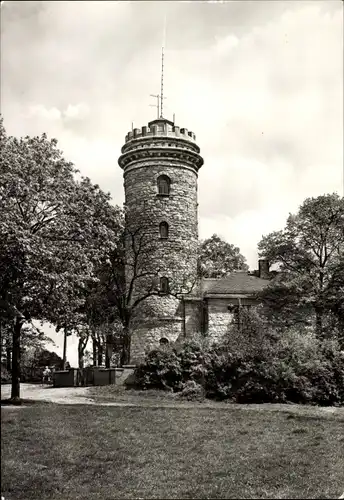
left=118, top=118, right=204, bottom=363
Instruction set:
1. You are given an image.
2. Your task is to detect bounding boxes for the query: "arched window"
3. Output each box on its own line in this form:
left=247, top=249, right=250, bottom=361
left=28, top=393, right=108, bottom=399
left=160, top=277, right=169, bottom=294
left=157, top=175, right=170, bottom=196
left=159, top=221, right=169, bottom=239
left=159, top=337, right=169, bottom=346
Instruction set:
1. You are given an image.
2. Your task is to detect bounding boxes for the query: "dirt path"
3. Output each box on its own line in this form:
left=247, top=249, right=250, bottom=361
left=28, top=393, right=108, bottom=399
left=1, top=383, right=97, bottom=405
left=1, top=384, right=344, bottom=418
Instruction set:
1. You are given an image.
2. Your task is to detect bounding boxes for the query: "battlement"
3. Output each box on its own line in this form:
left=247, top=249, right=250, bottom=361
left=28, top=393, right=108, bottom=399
left=124, top=118, right=197, bottom=144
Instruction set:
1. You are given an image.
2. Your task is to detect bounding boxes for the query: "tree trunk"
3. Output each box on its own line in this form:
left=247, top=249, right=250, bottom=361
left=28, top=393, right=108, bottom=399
left=78, top=341, right=85, bottom=370
left=11, top=317, right=23, bottom=400
left=62, top=328, right=68, bottom=369
left=97, top=344, right=103, bottom=366
left=238, top=298, right=243, bottom=335
left=78, top=340, right=85, bottom=387
left=316, top=271, right=325, bottom=337
left=92, top=337, right=97, bottom=366
left=315, top=307, right=324, bottom=337
left=105, top=334, right=113, bottom=369
left=6, top=344, right=12, bottom=372
left=120, top=327, right=131, bottom=366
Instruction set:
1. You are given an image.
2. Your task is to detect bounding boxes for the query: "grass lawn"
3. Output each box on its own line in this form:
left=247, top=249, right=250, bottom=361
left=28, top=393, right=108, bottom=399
left=1, top=404, right=344, bottom=500
left=87, top=384, right=183, bottom=404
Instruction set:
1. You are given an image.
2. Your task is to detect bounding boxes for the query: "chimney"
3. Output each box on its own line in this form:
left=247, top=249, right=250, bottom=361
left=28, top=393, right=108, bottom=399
left=258, top=258, right=270, bottom=279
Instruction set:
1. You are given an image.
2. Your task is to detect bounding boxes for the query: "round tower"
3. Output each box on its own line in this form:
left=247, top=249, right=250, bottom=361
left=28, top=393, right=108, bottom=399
left=118, top=118, right=204, bottom=363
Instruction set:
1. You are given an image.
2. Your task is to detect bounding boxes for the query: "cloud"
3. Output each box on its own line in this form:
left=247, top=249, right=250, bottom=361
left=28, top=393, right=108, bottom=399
left=214, top=34, right=239, bottom=55
left=28, top=104, right=61, bottom=121
left=63, top=103, right=90, bottom=121
left=2, top=0, right=342, bottom=363
left=1, top=0, right=342, bottom=271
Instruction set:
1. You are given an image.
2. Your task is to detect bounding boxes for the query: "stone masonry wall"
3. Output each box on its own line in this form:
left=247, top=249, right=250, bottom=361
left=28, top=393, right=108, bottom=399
left=184, top=300, right=203, bottom=340
left=129, top=294, right=184, bottom=362
left=207, top=299, right=235, bottom=343
left=121, top=140, right=202, bottom=362
left=124, top=161, right=199, bottom=290
left=206, top=297, right=258, bottom=343
left=130, top=318, right=184, bottom=364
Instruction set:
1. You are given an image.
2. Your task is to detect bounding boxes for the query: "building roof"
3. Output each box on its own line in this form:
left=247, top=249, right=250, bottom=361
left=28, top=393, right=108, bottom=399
left=201, top=271, right=270, bottom=296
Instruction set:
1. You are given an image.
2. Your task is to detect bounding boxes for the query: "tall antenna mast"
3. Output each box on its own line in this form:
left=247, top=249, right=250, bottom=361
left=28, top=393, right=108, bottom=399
left=160, top=47, right=164, bottom=118
left=149, top=14, right=167, bottom=121
left=160, top=13, right=167, bottom=119
left=149, top=94, right=160, bottom=119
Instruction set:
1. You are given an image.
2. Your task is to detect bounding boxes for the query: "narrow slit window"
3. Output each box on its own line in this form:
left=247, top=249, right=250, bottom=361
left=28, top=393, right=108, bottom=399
left=160, top=277, right=169, bottom=294
left=159, top=221, right=169, bottom=239
left=157, top=175, right=170, bottom=195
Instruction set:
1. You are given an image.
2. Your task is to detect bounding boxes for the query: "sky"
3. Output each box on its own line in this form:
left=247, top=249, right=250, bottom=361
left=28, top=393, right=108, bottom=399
left=1, top=0, right=343, bottom=365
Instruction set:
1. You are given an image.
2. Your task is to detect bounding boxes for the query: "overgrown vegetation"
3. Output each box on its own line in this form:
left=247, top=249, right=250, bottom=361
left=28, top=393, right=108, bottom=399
left=134, top=309, right=344, bottom=405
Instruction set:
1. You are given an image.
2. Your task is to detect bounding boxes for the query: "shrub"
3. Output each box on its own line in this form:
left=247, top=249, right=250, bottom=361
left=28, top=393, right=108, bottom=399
left=178, top=339, right=211, bottom=386
left=133, top=317, right=344, bottom=406
left=134, top=339, right=212, bottom=392
left=176, top=380, right=205, bottom=401
left=222, top=305, right=277, bottom=358
left=229, top=330, right=344, bottom=405
left=134, top=347, right=182, bottom=391
left=288, top=337, right=344, bottom=405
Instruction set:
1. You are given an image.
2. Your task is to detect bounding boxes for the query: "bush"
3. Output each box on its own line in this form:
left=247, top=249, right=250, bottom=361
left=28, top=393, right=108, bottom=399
left=286, top=337, right=344, bottom=405
left=178, top=339, right=211, bottom=386
left=208, top=329, right=344, bottom=405
left=134, top=347, right=182, bottom=391
left=133, top=316, right=344, bottom=406
left=176, top=380, right=205, bottom=401
left=134, top=339, right=212, bottom=392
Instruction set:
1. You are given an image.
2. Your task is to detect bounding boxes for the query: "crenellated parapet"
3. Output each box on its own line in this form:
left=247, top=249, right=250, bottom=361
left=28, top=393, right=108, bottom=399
left=124, top=118, right=197, bottom=144
left=118, top=118, right=204, bottom=174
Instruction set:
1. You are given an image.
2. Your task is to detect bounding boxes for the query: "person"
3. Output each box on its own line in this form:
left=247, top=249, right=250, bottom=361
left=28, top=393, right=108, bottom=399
left=42, top=366, right=51, bottom=385
left=65, top=361, right=71, bottom=370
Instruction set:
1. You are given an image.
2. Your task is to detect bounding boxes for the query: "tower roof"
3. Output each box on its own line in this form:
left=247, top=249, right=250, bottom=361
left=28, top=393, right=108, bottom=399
left=148, top=118, right=174, bottom=128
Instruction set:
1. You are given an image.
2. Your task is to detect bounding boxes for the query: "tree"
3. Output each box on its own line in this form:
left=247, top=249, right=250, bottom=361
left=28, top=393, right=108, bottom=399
left=0, top=316, right=53, bottom=373
left=21, top=347, right=63, bottom=382
left=83, top=270, right=123, bottom=367
left=0, top=117, right=123, bottom=399
left=89, top=214, right=198, bottom=365
left=258, top=194, right=344, bottom=339
left=198, top=234, right=248, bottom=278
left=68, top=266, right=124, bottom=369
left=50, top=240, right=125, bottom=371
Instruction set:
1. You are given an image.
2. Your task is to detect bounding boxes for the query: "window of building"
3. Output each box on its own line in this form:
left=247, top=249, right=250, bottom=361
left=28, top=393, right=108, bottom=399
left=159, top=221, right=169, bottom=239
left=159, top=337, right=169, bottom=346
left=160, top=277, right=169, bottom=294
left=157, top=175, right=170, bottom=195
